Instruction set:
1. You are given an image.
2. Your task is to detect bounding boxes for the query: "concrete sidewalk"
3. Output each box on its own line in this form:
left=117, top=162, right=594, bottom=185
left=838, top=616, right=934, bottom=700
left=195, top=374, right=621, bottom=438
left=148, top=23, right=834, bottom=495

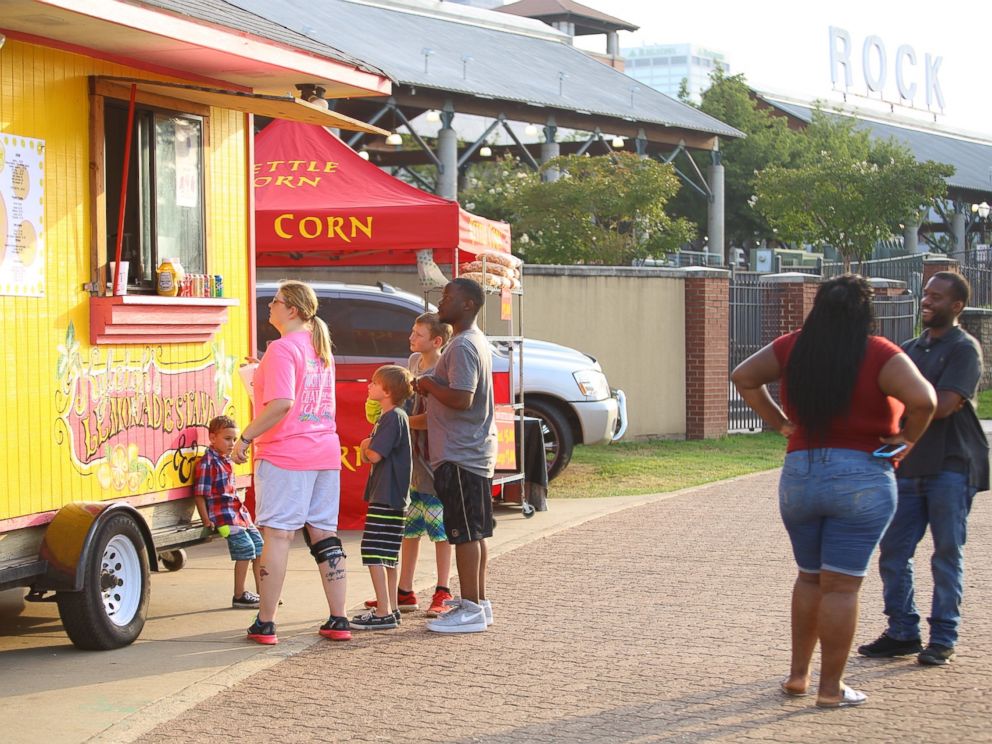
left=137, top=470, right=992, bottom=744
left=0, top=492, right=674, bottom=744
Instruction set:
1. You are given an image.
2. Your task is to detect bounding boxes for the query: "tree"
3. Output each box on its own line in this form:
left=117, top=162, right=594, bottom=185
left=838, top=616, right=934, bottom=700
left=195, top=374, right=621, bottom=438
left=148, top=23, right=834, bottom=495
left=668, top=70, right=805, bottom=249
left=752, top=111, right=953, bottom=268
left=462, top=152, right=693, bottom=265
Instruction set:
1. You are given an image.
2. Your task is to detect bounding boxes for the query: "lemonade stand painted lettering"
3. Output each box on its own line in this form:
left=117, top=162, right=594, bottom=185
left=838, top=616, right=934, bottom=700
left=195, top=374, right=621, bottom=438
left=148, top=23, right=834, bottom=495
left=55, top=323, right=236, bottom=493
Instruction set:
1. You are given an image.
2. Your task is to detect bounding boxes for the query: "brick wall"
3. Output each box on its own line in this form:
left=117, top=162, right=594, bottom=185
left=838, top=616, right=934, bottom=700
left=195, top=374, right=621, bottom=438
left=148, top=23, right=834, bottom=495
left=923, top=257, right=960, bottom=285
left=960, top=309, right=992, bottom=391
left=684, top=270, right=729, bottom=439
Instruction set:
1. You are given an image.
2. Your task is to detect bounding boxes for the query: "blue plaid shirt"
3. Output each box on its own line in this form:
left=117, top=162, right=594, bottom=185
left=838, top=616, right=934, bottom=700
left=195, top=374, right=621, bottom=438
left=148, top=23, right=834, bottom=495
left=193, top=447, right=251, bottom=528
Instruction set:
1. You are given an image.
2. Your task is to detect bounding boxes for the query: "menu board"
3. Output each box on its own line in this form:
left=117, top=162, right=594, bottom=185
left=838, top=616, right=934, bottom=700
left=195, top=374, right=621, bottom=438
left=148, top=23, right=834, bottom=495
left=0, top=134, right=45, bottom=297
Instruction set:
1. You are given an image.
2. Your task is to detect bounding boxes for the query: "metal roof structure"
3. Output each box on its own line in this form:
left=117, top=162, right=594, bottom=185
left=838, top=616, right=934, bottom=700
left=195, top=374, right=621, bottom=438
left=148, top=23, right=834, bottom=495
left=227, top=0, right=742, bottom=149
left=760, top=96, right=992, bottom=201
left=137, top=0, right=387, bottom=79
left=498, top=0, right=639, bottom=34
left=0, top=0, right=390, bottom=98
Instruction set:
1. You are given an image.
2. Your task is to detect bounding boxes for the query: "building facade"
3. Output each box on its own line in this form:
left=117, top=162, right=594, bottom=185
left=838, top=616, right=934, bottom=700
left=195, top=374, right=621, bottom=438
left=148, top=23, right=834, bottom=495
left=622, top=43, right=729, bottom=101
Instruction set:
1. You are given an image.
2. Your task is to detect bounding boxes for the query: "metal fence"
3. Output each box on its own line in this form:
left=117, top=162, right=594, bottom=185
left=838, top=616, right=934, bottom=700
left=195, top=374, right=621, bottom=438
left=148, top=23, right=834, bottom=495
left=728, top=272, right=918, bottom=432
left=873, top=293, right=918, bottom=346
left=823, top=254, right=925, bottom=297
left=824, top=252, right=992, bottom=309
left=728, top=272, right=770, bottom=432
left=959, top=263, right=992, bottom=308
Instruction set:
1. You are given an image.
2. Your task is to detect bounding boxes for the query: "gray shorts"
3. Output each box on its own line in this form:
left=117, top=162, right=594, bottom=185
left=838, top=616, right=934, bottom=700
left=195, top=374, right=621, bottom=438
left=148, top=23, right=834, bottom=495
left=254, top=459, right=341, bottom=532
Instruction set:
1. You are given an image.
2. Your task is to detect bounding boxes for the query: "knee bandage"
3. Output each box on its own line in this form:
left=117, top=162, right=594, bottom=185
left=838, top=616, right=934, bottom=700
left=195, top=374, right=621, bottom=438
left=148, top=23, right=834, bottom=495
left=309, top=535, right=346, bottom=565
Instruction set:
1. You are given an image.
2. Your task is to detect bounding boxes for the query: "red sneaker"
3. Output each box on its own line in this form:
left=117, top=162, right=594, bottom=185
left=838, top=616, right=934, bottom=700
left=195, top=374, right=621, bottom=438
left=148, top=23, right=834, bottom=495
left=364, top=591, right=418, bottom=612
left=426, top=588, right=453, bottom=617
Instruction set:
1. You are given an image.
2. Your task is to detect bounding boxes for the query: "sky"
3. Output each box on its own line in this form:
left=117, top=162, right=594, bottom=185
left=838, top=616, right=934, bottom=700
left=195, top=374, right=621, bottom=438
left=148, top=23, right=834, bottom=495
left=573, top=0, right=987, bottom=137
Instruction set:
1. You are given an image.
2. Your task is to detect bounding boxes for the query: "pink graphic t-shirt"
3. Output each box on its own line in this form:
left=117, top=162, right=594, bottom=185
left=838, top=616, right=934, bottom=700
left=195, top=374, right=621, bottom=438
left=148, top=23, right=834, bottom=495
left=253, top=330, right=341, bottom=471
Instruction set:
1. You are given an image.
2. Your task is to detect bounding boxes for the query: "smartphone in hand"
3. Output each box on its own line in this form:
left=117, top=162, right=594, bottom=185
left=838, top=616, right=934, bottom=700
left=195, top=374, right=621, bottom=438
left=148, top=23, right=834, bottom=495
left=873, top=443, right=908, bottom=459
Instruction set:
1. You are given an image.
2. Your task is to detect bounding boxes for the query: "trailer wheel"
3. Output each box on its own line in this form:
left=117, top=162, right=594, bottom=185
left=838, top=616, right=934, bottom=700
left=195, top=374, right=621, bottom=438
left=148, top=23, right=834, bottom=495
left=159, top=549, right=187, bottom=572
left=521, top=503, right=536, bottom=518
left=524, top=399, right=574, bottom=481
left=56, top=513, right=150, bottom=650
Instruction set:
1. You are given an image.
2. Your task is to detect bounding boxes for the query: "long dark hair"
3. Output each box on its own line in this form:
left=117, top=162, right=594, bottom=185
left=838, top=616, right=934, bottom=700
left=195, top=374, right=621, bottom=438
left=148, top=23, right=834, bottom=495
left=785, top=274, right=875, bottom=442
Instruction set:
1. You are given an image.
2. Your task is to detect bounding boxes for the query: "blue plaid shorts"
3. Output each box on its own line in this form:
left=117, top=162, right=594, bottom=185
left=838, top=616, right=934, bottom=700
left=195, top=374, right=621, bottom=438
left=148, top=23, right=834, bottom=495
left=226, top=526, right=264, bottom=561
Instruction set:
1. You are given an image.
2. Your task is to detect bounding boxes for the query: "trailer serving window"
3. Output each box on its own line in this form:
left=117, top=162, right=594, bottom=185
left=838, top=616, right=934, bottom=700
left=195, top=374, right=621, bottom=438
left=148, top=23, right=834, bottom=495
left=103, top=102, right=206, bottom=289
left=89, top=78, right=213, bottom=295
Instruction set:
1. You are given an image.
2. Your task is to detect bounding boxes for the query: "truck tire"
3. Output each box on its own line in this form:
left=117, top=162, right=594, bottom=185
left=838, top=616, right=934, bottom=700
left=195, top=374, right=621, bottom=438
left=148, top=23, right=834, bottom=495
left=56, top=513, right=150, bottom=650
left=524, top=399, right=574, bottom=481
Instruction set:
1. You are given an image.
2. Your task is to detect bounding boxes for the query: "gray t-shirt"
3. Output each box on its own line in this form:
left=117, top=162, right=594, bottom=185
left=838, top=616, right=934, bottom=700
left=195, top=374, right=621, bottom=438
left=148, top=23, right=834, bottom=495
left=408, top=352, right=437, bottom=494
left=362, top=407, right=412, bottom=510
left=425, top=327, right=497, bottom=478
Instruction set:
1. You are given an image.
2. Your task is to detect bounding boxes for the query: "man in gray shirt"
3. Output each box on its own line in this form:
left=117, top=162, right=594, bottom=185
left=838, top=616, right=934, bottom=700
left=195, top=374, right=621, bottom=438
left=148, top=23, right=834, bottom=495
left=416, top=278, right=497, bottom=634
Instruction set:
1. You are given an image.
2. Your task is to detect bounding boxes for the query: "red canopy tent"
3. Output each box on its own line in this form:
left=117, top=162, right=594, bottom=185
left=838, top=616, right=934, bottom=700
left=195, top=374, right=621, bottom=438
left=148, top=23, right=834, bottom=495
left=254, top=119, right=510, bottom=266
left=251, top=119, right=514, bottom=529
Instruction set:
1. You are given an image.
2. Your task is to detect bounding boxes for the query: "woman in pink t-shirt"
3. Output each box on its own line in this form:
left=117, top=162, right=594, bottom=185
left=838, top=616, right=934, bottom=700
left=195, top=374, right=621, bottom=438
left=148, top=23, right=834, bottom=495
left=232, top=281, right=350, bottom=645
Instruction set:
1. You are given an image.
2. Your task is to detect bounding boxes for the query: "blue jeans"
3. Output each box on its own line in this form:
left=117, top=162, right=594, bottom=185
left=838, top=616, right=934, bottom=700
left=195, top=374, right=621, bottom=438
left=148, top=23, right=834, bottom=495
left=879, top=470, right=976, bottom=647
left=779, top=449, right=897, bottom=577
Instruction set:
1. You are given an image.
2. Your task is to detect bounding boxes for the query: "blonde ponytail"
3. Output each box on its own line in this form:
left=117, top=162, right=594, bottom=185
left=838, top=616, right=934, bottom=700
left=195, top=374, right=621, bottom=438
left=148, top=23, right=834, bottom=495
left=311, top=316, right=333, bottom=368
left=277, top=280, right=333, bottom=368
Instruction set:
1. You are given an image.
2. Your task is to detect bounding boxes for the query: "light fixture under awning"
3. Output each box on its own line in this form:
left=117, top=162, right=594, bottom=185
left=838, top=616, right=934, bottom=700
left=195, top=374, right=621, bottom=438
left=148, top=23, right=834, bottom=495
left=94, top=76, right=388, bottom=134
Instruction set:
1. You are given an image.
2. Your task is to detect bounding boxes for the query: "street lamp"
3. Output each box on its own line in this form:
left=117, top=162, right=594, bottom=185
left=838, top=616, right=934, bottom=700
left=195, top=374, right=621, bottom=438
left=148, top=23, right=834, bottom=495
left=973, top=201, right=991, bottom=244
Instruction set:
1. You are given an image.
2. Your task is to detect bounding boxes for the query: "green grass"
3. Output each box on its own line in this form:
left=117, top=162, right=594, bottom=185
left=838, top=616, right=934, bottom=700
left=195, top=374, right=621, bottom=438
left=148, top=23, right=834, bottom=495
left=978, top=389, right=992, bottom=419
left=551, top=431, right=787, bottom=498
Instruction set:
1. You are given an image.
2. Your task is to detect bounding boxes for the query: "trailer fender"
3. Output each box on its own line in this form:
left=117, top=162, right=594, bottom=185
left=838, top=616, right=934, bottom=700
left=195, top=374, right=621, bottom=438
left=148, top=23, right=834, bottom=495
left=39, top=502, right=158, bottom=591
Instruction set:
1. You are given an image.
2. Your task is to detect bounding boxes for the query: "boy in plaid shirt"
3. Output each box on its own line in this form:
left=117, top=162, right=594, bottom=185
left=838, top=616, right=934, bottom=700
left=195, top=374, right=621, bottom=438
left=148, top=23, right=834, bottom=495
left=194, top=415, right=264, bottom=609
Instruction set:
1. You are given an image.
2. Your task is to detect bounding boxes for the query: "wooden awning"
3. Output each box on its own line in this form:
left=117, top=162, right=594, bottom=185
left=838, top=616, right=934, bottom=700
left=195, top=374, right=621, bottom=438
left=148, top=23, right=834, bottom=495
left=94, top=77, right=388, bottom=134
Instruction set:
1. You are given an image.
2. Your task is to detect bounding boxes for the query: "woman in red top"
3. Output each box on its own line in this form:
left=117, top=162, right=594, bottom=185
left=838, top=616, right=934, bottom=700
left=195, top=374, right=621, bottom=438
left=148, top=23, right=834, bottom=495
left=732, top=275, right=935, bottom=709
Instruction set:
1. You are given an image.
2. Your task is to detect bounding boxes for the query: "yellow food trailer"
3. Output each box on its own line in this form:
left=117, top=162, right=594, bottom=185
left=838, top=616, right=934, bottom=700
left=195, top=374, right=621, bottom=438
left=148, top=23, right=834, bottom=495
left=0, top=1, right=387, bottom=649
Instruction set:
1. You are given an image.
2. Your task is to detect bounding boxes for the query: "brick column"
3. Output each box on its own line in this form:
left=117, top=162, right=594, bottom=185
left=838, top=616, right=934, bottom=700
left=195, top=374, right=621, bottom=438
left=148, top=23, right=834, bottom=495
left=960, top=308, right=992, bottom=391
left=868, top=277, right=909, bottom=298
left=923, top=257, right=960, bottom=286
left=760, top=272, right=821, bottom=340
left=684, top=268, right=729, bottom=440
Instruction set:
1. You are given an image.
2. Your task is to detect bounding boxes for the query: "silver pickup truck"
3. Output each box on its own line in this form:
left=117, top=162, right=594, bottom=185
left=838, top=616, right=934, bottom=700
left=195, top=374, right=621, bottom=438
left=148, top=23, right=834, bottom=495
left=256, top=281, right=626, bottom=479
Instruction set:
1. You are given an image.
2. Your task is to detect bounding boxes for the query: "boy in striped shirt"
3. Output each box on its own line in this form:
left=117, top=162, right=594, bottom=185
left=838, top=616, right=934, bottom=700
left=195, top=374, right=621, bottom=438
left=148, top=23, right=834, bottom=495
left=351, top=365, right=414, bottom=630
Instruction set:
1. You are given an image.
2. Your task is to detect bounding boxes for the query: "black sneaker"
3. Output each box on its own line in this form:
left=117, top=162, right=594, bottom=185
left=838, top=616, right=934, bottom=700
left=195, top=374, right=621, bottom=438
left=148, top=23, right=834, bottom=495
left=232, top=590, right=260, bottom=609
left=350, top=610, right=398, bottom=630
left=319, top=615, right=352, bottom=641
left=857, top=632, right=922, bottom=658
left=247, top=616, right=277, bottom=645
left=918, top=643, right=955, bottom=666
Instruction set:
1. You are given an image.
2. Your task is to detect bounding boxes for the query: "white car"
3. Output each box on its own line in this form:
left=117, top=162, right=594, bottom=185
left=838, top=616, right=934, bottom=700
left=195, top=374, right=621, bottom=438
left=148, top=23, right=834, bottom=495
left=256, top=281, right=626, bottom=479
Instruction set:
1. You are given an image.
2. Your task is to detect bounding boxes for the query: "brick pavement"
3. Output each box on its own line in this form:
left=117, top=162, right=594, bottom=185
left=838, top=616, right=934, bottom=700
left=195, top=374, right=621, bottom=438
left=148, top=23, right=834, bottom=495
left=141, top=471, right=992, bottom=743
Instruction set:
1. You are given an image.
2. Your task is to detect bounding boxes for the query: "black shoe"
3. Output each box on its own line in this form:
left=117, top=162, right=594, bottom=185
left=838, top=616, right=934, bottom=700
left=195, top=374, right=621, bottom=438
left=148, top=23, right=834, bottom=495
left=858, top=632, right=923, bottom=658
left=232, top=590, right=261, bottom=609
left=350, top=610, right=398, bottom=630
left=247, top=616, right=278, bottom=645
left=918, top=643, right=955, bottom=666
left=319, top=615, right=352, bottom=641
left=393, top=609, right=402, bottom=626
